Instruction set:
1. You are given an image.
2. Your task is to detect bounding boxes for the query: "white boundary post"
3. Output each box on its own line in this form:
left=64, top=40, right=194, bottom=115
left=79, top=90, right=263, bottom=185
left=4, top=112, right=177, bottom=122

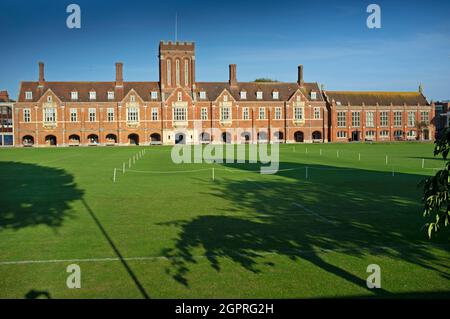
left=212, top=167, right=215, bottom=181
left=422, top=158, right=425, bottom=169
left=123, top=162, right=125, bottom=174
left=113, top=168, right=117, bottom=183
left=358, top=153, right=361, bottom=161
left=385, top=155, right=388, bottom=165
left=129, top=158, right=131, bottom=168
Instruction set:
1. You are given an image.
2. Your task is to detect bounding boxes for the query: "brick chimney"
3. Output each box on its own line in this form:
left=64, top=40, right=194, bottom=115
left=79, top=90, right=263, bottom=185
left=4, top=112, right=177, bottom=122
left=38, top=62, right=45, bottom=87
left=297, top=65, right=304, bottom=86
left=229, top=64, right=237, bottom=87
left=0, top=90, right=9, bottom=101
left=115, top=62, right=123, bottom=87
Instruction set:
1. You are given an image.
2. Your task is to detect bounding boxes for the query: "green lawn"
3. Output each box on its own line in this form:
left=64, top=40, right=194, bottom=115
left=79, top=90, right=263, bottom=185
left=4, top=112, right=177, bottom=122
left=0, top=143, right=449, bottom=298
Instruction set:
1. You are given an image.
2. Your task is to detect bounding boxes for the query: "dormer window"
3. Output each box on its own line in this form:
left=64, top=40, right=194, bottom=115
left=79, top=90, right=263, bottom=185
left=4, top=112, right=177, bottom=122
left=272, top=91, right=279, bottom=100
left=151, top=91, right=158, bottom=100
left=71, top=91, right=78, bottom=100
left=89, top=91, right=96, bottom=100
left=130, top=95, right=136, bottom=102
left=310, top=91, right=317, bottom=100
left=108, top=91, right=114, bottom=100
left=336, top=101, right=342, bottom=106
left=256, top=91, right=263, bottom=100
left=199, top=91, right=206, bottom=99
left=25, top=91, right=33, bottom=100
left=240, top=91, right=247, bottom=99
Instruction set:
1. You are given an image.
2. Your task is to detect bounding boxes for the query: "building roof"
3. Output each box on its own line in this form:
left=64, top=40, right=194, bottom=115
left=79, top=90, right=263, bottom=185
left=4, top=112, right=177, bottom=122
left=325, top=91, right=429, bottom=106
left=0, top=90, right=14, bottom=102
left=18, top=81, right=323, bottom=103
left=195, top=82, right=323, bottom=102
left=18, top=81, right=161, bottom=102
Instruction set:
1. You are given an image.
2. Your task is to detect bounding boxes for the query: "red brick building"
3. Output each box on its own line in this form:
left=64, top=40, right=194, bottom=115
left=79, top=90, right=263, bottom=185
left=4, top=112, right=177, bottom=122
left=0, top=90, right=14, bottom=146
left=13, top=41, right=434, bottom=146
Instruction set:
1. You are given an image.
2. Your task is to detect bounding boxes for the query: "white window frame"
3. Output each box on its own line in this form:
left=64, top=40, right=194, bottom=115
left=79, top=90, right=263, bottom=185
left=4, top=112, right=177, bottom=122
left=43, top=107, right=56, bottom=123
left=275, top=107, right=282, bottom=120
left=24, top=108, right=31, bottom=122
left=220, top=106, right=231, bottom=122
left=108, top=91, right=114, bottom=100
left=242, top=107, right=249, bottom=120
left=107, top=108, right=114, bottom=122
left=421, top=111, right=429, bottom=124
left=294, top=107, right=304, bottom=121
left=272, top=91, right=279, bottom=100
left=174, top=107, right=187, bottom=121
left=151, top=91, right=158, bottom=100
left=127, top=107, right=139, bottom=122
left=88, top=108, right=96, bottom=122
left=380, top=111, right=388, bottom=127
left=256, top=91, right=263, bottom=100
left=167, top=60, right=171, bottom=86
left=337, top=111, right=346, bottom=127
left=201, top=107, right=208, bottom=120
left=70, top=108, right=77, bottom=122
left=394, top=111, right=402, bottom=127
left=258, top=107, right=266, bottom=120
left=151, top=107, right=158, bottom=121
left=199, top=91, right=206, bottom=100
left=408, top=111, right=416, bottom=127
left=314, top=107, right=321, bottom=119
left=25, top=91, right=33, bottom=100
left=337, top=131, right=347, bottom=138
left=184, top=59, right=189, bottom=86
left=240, top=91, right=247, bottom=100
left=380, top=130, right=389, bottom=138
left=89, top=91, right=96, bottom=100
left=366, top=111, right=375, bottom=128
left=71, top=91, right=78, bottom=100
left=310, top=91, right=317, bottom=100
left=351, top=111, right=360, bottom=127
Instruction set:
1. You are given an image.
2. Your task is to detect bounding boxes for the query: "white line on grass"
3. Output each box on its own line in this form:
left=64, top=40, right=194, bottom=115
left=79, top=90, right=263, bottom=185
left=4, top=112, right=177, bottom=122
left=292, top=202, right=338, bottom=225
left=0, top=243, right=443, bottom=266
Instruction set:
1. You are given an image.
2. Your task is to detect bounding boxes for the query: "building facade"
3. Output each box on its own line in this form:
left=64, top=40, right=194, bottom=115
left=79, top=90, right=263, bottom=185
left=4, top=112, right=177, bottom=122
left=14, top=41, right=434, bottom=147
left=0, top=90, right=14, bottom=146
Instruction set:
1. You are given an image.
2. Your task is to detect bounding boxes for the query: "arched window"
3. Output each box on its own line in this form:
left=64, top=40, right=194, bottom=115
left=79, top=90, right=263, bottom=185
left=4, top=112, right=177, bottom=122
left=184, top=59, right=189, bottom=86
left=176, top=59, right=180, bottom=86
left=167, top=60, right=171, bottom=86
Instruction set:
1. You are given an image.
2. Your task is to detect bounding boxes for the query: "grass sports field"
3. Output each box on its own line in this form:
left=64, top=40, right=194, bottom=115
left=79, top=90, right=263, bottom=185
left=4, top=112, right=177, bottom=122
left=0, top=143, right=449, bottom=299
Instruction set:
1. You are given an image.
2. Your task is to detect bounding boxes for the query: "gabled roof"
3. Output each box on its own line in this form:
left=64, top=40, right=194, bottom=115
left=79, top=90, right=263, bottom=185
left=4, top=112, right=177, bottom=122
left=325, top=91, right=429, bottom=106
left=195, top=82, right=323, bottom=102
left=0, top=90, right=14, bottom=103
left=18, top=81, right=161, bottom=102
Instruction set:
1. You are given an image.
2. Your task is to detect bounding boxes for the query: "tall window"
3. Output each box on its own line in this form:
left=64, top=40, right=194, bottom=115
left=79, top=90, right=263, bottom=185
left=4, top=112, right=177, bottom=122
left=380, top=111, right=388, bottom=127
left=177, top=92, right=182, bottom=102
left=89, top=91, right=96, bottom=100
left=221, top=107, right=231, bottom=121
left=272, top=91, right=279, bottom=99
left=201, top=107, right=208, bottom=120
left=174, top=107, right=187, bottom=121
left=294, top=107, right=304, bottom=120
left=366, top=111, right=374, bottom=127
left=242, top=107, right=249, bottom=120
left=176, top=59, right=180, bottom=86
left=127, top=107, right=139, bottom=122
left=25, top=91, right=32, bottom=100
left=70, top=108, right=77, bottom=122
left=151, top=91, right=158, bottom=100
left=108, top=91, right=114, bottom=100
left=259, top=107, right=266, bottom=120
left=184, top=60, right=189, bottom=86
left=421, top=111, right=429, bottom=124
left=107, top=108, right=114, bottom=122
left=24, top=109, right=31, bottom=122
left=275, top=107, right=281, bottom=120
left=89, top=108, right=96, bottom=122
left=314, top=107, right=321, bottom=119
left=44, top=107, right=56, bottom=123
left=151, top=108, right=158, bottom=121
left=71, top=91, right=78, bottom=100
left=167, top=60, right=171, bottom=86
left=351, top=111, right=360, bottom=127
left=337, top=112, right=346, bottom=127
left=256, top=91, right=263, bottom=100
left=394, top=111, right=402, bottom=126
left=408, top=111, right=415, bottom=127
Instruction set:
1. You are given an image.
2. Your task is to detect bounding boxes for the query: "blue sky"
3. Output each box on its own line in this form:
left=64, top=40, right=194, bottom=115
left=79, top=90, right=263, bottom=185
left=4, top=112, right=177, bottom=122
left=1, top=0, right=449, bottom=100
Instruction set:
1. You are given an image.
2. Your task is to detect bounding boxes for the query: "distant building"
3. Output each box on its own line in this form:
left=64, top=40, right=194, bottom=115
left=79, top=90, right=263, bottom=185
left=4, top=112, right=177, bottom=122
left=0, top=90, right=14, bottom=146
left=433, top=101, right=450, bottom=139
left=13, top=41, right=435, bottom=146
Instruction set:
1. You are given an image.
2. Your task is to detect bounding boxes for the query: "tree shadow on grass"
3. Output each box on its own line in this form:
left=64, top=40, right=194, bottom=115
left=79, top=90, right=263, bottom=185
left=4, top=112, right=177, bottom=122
left=0, top=161, right=84, bottom=231
left=161, top=162, right=450, bottom=296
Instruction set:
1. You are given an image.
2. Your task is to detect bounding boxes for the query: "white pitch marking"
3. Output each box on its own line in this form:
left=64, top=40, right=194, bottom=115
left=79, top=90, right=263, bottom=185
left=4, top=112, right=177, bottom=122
left=292, top=202, right=337, bottom=225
